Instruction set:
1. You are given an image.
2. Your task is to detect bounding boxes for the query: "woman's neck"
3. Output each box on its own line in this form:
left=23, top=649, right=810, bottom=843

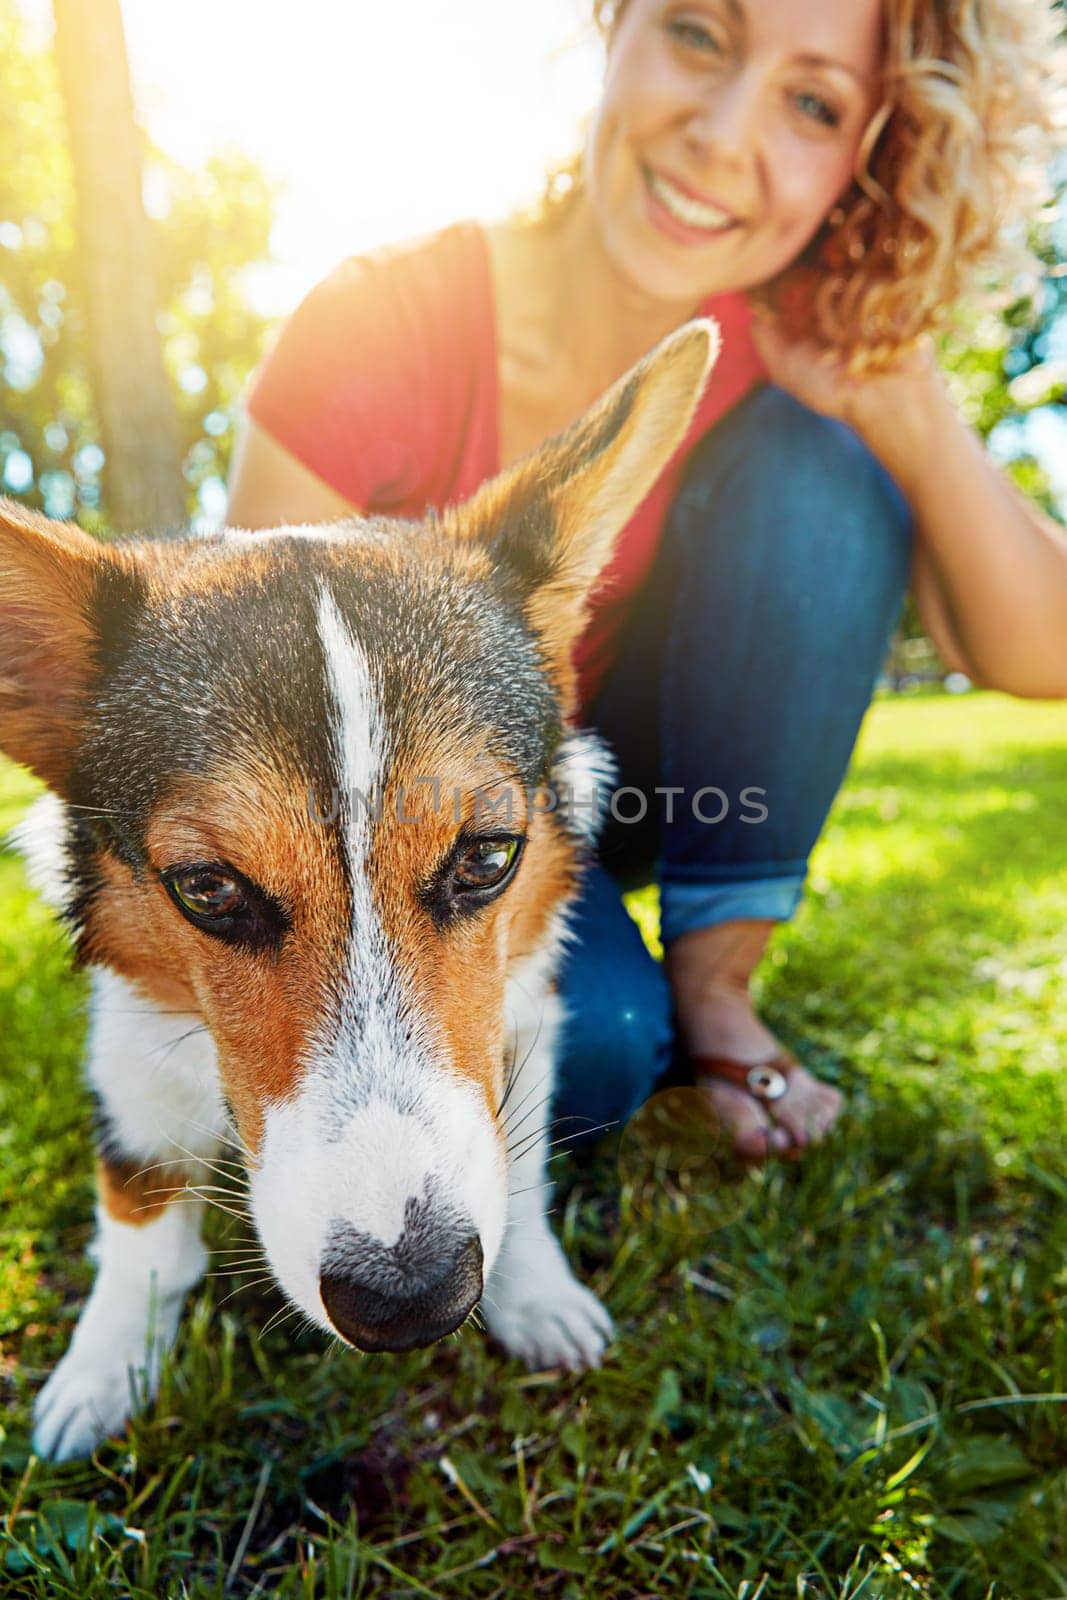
left=545, top=195, right=702, bottom=388
left=493, top=194, right=701, bottom=398
left=486, top=190, right=706, bottom=469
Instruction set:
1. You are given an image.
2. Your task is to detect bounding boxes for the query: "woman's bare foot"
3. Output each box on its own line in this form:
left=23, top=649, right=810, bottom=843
left=666, top=920, right=844, bottom=1161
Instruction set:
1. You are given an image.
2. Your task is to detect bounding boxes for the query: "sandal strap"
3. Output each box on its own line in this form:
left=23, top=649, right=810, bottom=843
left=691, top=1051, right=797, bottom=1104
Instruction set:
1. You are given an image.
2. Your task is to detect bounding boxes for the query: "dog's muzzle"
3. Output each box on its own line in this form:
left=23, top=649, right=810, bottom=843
left=319, top=1212, right=483, bottom=1352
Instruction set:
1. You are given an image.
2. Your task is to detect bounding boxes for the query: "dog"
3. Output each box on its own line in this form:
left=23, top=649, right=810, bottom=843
left=1, top=319, right=716, bottom=1461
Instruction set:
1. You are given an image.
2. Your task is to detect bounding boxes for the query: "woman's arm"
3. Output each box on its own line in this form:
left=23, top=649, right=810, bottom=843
left=751, top=318, right=1067, bottom=700
left=226, top=416, right=358, bottom=531
left=852, top=360, right=1067, bottom=699
left=910, top=540, right=974, bottom=677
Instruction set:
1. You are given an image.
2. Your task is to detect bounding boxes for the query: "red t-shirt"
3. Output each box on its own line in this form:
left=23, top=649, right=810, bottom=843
left=247, top=221, right=766, bottom=710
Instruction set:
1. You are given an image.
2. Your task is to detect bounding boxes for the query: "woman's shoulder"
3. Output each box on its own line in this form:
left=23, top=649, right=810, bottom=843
left=246, top=221, right=496, bottom=510
left=315, top=220, right=490, bottom=319
left=267, top=220, right=493, bottom=376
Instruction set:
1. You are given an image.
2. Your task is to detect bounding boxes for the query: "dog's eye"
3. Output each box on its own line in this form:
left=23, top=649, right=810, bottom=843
left=161, top=862, right=288, bottom=952
left=169, top=866, right=245, bottom=920
left=422, top=833, right=525, bottom=927
left=452, top=837, right=520, bottom=894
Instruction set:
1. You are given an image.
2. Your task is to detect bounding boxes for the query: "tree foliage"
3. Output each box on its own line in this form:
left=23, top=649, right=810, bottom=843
left=935, top=0, right=1066, bottom=518
left=0, top=0, right=275, bottom=535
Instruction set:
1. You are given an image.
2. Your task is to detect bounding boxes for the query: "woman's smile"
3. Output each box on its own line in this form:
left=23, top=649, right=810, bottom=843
left=642, top=164, right=744, bottom=243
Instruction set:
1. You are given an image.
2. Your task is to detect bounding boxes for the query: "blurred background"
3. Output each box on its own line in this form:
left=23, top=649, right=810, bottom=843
left=1, top=0, right=1064, bottom=678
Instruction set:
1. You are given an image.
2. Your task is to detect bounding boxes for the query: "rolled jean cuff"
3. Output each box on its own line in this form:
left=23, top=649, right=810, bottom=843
left=659, top=872, right=806, bottom=945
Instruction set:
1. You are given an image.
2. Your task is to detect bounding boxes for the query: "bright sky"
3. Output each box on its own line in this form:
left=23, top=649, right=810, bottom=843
left=22, top=0, right=602, bottom=313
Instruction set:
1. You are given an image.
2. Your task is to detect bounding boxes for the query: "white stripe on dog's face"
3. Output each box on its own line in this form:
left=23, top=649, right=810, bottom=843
left=249, top=587, right=507, bottom=1345
left=316, top=582, right=383, bottom=880
left=315, top=582, right=405, bottom=1079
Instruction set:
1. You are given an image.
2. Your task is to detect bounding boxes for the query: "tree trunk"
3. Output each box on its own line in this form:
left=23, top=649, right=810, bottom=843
left=52, top=0, right=185, bottom=534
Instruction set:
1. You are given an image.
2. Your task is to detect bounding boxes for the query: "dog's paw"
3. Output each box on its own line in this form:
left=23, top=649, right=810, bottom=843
left=32, top=1340, right=156, bottom=1462
left=483, top=1237, right=614, bottom=1372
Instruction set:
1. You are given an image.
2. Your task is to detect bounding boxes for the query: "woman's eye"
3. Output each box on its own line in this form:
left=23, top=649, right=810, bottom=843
left=793, top=91, right=841, bottom=129
left=168, top=866, right=246, bottom=921
left=452, top=838, right=520, bottom=894
left=666, top=17, right=725, bottom=55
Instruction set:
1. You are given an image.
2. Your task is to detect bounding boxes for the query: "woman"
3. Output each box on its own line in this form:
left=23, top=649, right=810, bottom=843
left=228, top=0, right=1067, bottom=1162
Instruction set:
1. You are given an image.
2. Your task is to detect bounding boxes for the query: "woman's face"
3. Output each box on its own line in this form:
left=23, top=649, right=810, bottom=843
left=587, top=0, right=884, bottom=306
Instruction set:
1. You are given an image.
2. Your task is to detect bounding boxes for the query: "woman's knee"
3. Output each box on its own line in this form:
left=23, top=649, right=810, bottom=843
left=674, top=385, right=913, bottom=604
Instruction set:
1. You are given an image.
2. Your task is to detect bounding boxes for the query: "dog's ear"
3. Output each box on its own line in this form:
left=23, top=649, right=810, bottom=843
left=446, top=318, right=718, bottom=698
left=0, top=498, right=139, bottom=794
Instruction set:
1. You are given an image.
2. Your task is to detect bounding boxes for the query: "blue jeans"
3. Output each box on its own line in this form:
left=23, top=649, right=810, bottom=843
left=550, top=385, right=912, bottom=1147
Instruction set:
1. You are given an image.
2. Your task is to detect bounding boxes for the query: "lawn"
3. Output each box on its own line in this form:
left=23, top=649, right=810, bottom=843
left=1, top=691, right=1065, bottom=1599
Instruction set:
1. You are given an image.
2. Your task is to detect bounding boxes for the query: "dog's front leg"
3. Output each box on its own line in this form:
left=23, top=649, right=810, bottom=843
left=33, top=972, right=227, bottom=1461
left=482, top=971, right=614, bottom=1372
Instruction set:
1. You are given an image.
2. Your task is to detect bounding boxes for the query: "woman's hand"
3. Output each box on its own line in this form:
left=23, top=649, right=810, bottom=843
left=748, top=309, right=940, bottom=472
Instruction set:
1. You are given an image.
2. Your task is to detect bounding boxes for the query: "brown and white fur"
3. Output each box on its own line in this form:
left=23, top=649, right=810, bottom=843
left=1, top=321, right=717, bottom=1461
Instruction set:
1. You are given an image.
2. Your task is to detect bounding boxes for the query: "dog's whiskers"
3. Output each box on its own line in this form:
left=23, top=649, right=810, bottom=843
left=503, top=1080, right=554, bottom=1132
left=216, top=1275, right=279, bottom=1308
left=544, top=1119, right=616, bottom=1152
left=501, top=1092, right=551, bottom=1151
left=92, top=1005, right=208, bottom=1020
left=145, top=1024, right=212, bottom=1070
left=507, top=1180, right=558, bottom=1201
left=504, top=1094, right=555, bottom=1152
left=154, top=1188, right=253, bottom=1226
left=509, top=1114, right=614, bottom=1166
left=497, top=983, right=547, bottom=1119
left=128, top=1151, right=247, bottom=1191
left=258, top=1300, right=306, bottom=1343
left=176, top=1110, right=252, bottom=1159
left=498, top=987, right=549, bottom=1091
left=496, top=1013, right=523, bottom=1119
left=206, top=1255, right=268, bottom=1273
left=57, top=800, right=136, bottom=819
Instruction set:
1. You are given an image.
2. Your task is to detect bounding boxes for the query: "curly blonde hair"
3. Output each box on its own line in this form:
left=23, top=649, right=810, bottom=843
left=541, top=0, right=1067, bottom=369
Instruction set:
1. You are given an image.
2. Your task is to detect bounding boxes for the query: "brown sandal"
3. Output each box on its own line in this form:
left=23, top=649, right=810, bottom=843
left=690, top=1051, right=801, bottom=1162
left=690, top=1051, right=797, bottom=1105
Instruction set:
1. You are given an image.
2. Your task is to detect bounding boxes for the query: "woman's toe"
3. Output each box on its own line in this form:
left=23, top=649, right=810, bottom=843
left=698, top=1077, right=773, bottom=1160
left=771, top=1069, right=844, bottom=1150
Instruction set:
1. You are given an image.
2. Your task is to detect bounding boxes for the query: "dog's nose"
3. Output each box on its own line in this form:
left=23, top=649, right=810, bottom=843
left=320, top=1228, right=483, bottom=1353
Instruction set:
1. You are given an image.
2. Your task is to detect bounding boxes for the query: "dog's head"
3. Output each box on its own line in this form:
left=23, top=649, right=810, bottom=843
left=1, top=320, right=716, bottom=1351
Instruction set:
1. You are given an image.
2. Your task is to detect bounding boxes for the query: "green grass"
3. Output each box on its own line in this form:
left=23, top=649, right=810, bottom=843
left=1, top=691, right=1065, bottom=1599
